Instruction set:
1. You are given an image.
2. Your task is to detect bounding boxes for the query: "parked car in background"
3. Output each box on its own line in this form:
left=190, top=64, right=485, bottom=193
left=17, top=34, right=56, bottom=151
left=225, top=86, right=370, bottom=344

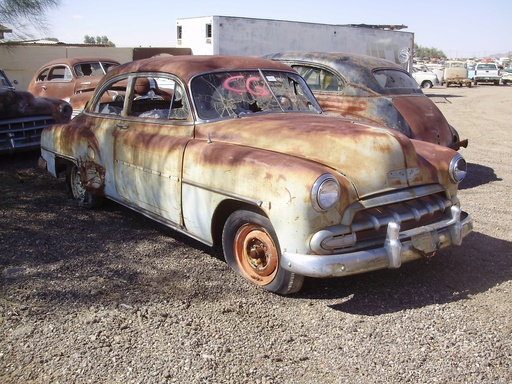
left=500, top=68, right=512, bottom=85
left=411, top=66, right=439, bottom=89
left=28, top=57, right=120, bottom=117
left=39, top=56, right=472, bottom=294
left=473, top=62, right=501, bottom=85
left=1, top=69, right=72, bottom=154
left=1, top=68, right=17, bottom=90
left=442, top=61, right=472, bottom=87
left=263, top=52, right=467, bottom=150
left=466, top=63, right=475, bottom=80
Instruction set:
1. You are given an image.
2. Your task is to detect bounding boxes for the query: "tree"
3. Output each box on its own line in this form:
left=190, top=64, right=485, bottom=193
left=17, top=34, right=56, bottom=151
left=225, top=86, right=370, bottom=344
left=414, top=43, right=447, bottom=61
left=84, top=35, right=115, bottom=47
left=0, top=0, right=61, bottom=41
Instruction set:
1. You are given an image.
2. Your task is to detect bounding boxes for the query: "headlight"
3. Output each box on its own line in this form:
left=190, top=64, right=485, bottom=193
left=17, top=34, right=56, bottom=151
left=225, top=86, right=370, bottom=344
left=311, top=174, right=340, bottom=211
left=449, top=153, right=467, bottom=183
left=60, top=102, right=73, bottom=119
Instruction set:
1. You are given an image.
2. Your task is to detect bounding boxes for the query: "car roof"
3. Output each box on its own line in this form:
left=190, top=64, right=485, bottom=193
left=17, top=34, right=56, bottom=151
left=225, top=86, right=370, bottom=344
left=101, top=55, right=296, bottom=84
left=35, top=57, right=121, bottom=69
left=262, top=51, right=403, bottom=72
left=262, top=51, right=412, bottom=94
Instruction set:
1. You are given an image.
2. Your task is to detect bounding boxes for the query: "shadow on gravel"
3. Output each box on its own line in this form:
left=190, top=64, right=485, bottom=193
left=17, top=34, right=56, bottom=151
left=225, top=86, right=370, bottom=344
left=459, top=162, right=501, bottom=190
left=297, top=231, right=511, bottom=315
left=1, top=152, right=233, bottom=307
left=425, top=93, right=464, bottom=102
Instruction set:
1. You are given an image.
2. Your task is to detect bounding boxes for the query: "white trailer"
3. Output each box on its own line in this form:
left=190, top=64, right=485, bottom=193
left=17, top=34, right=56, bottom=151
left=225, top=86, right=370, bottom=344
left=176, top=16, right=414, bottom=70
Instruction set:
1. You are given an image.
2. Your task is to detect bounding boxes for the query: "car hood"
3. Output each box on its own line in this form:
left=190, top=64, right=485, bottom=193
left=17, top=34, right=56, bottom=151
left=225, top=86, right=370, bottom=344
left=194, top=113, right=452, bottom=198
left=0, top=89, right=69, bottom=121
left=392, top=95, right=454, bottom=148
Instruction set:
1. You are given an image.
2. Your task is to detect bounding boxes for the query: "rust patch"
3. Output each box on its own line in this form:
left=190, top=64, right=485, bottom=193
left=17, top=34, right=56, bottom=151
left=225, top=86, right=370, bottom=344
left=79, top=160, right=106, bottom=196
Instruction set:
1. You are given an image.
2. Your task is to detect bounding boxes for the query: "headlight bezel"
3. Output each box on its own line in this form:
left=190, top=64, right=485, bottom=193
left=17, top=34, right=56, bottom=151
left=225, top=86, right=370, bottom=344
left=449, top=153, right=467, bottom=183
left=311, top=174, right=340, bottom=212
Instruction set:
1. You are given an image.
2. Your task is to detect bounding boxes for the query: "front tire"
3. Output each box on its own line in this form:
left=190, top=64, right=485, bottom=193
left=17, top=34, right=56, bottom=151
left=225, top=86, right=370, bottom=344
left=222, top=209, right=304, bottom=294
left=66, top=164, right=104, bottom=208
left=422, top=80, right=433, bottom=89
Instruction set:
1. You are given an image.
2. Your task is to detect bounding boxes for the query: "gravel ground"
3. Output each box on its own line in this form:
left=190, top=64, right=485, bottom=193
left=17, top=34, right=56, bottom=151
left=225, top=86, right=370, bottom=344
left=1, top=85, right=511, bottom=383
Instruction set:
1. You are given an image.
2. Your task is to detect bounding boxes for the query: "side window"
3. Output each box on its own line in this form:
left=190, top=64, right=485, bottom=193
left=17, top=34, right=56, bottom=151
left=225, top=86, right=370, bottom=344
left=48, top=66, right=72, bottom=81
left=93, top=78, right=128, bottom=116
left=128, top=76, right=189, bottom=120
left=293, top=65, right=343, bottom=92
left=36, top=68, right=50, bottom=82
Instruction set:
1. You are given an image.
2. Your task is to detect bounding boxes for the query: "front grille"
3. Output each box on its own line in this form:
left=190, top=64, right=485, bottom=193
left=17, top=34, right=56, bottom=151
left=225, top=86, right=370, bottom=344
left=0, top=115, right=55, bottom=153
left=353, top=193, right=451, bottom=233
left=316, top=191, right=455, bottom=254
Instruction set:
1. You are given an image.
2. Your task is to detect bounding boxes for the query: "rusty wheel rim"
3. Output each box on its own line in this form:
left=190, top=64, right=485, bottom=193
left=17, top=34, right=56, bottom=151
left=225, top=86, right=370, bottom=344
left=71, top=167, right=86, bottom=200
left=233, top=223, right=278, bottom=286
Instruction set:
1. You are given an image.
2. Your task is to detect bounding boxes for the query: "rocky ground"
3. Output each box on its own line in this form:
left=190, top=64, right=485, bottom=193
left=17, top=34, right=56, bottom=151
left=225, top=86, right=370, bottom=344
left=1, top=85, right=511, bottom=383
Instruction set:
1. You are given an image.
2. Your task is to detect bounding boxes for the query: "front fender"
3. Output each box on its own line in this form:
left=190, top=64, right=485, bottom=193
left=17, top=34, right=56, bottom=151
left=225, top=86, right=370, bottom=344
left=181, top=140, right=358, bottom=254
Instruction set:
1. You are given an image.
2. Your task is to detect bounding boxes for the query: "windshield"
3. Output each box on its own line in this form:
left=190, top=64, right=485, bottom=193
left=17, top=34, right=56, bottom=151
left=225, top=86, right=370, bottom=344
left=191, top=70, right=322, bottom=120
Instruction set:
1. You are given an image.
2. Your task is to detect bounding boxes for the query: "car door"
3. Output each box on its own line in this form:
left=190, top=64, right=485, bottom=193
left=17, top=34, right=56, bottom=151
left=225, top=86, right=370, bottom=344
left=109, top=74, right=193, bottom=225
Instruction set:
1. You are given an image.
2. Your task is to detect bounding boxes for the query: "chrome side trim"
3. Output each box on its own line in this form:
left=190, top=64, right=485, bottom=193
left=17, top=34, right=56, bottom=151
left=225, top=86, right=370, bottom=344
left=182, top=178, right=264, bottom=207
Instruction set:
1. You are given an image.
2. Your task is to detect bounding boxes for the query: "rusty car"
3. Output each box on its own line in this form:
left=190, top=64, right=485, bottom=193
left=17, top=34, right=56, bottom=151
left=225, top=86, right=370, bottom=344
left=1, top=68, right=72, bottom=154
left=262, top=52, right=468, bottom=150
left=27, top=57, right=120, bottom=118
left=38, top=56, right=473, bottom=294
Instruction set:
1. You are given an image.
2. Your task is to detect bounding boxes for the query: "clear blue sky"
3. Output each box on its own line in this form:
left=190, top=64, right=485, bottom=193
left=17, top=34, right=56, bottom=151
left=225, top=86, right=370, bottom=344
left=37, top=0, right=510, bottom=58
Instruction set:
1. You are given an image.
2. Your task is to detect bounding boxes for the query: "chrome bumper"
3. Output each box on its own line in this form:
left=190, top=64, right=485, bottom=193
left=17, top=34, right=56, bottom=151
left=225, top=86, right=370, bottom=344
left=281, top=206, right=473, bottom=278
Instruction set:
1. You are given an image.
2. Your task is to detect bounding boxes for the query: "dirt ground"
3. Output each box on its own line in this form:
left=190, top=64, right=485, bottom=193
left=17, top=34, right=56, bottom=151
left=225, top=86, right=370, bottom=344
left=0, top=84, right=511, bottom=383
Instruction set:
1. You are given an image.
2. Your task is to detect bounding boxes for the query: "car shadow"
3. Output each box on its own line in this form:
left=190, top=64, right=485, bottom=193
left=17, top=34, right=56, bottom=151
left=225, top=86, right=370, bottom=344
left=295, top=231, right=511, bottom=315
left=459, top=162, right=501, bottom=190
left=425, top=93, right=464, bottom=103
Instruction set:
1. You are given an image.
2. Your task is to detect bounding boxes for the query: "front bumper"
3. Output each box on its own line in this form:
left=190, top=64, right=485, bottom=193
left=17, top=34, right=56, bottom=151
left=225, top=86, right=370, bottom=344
left=281, top=206, right=473, bottom=278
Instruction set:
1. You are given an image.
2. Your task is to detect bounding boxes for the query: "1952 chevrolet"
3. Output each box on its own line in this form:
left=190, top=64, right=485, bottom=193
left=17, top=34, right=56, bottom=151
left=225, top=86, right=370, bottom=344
left=39, top=56, right=473, bottom=294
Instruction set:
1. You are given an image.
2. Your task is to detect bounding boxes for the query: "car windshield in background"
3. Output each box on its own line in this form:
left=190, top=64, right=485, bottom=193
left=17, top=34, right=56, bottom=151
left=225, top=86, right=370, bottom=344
left=191, top=70, right=321, bottom=120
left=373, top=69, right=419, bottom=91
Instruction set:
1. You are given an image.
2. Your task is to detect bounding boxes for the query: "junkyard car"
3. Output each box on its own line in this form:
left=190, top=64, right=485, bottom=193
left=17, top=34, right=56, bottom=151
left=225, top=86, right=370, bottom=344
left=27, top=57, right=120, bottom=117
left=473, top=62, right=501, bottom=85
left=1, top=69, right=72, bottom=154
left=442, top=61, right=472, bottom=88
left=411, top=66, right=439, bottom=89
left=1, top=68, right=16, bottom=90
left=39, top=56, right=473, bottom=294
left=501, top=68, right=512, bottom=85
left=263, top=52, right=467, bottom=150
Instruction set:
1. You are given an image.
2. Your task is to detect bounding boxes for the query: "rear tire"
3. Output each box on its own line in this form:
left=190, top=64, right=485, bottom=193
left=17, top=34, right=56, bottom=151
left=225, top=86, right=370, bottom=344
left=222, top=209, right=304, bottom=294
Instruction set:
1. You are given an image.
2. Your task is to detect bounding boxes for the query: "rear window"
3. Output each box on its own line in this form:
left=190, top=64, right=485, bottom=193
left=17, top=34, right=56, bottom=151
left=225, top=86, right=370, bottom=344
left=477, top=64, right=497, bottom=70
left=373, top=69, right=419, bottom=90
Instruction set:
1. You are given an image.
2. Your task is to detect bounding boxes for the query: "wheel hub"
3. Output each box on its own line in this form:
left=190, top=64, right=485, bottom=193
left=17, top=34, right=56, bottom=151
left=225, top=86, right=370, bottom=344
left=234, top=224, right=278, bottom=285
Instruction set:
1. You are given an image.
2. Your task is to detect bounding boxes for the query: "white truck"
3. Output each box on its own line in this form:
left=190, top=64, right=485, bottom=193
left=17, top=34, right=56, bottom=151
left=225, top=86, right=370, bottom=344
left=474, top=62, right=501, bottom=85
